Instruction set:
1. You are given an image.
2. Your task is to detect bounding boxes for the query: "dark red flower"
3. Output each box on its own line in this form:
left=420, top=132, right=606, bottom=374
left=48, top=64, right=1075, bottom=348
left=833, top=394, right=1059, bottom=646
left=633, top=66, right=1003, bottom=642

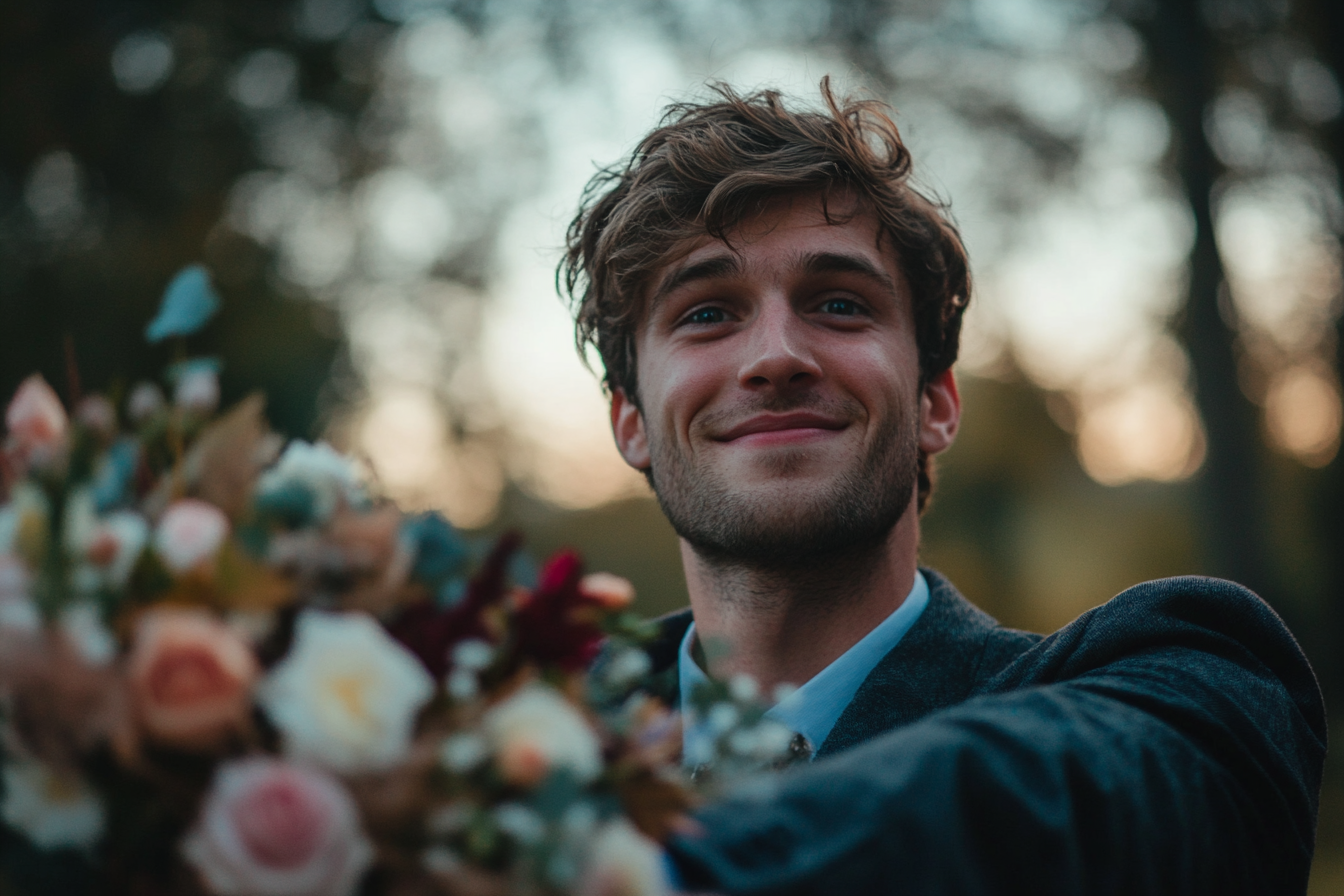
left=387, top=531, right=521, bottom=677
left=512, top=549, right=606, bottom=672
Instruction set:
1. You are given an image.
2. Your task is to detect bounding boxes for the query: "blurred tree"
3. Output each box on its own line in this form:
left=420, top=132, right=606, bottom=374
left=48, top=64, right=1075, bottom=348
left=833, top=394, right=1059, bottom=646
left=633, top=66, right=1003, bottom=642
left=1296, top=0, right=1344, bottom=702
left=1119, top=0, right=1277, bottom=603
left=0, top=0, right=361, bottom=436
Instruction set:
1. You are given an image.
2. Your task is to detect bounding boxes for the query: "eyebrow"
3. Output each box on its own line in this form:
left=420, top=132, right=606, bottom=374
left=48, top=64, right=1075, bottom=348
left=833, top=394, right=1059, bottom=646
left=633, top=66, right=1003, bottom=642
left=798, top=251, right=899, bottom=295
left=647, top=248, right=899, bottom=309
left=649, top=254, right=742, bottom=306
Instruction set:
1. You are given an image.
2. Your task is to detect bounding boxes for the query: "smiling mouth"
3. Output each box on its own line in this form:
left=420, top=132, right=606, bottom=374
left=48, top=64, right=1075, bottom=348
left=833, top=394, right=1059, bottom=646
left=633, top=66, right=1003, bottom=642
left=717, top=413, right=849, bottom=445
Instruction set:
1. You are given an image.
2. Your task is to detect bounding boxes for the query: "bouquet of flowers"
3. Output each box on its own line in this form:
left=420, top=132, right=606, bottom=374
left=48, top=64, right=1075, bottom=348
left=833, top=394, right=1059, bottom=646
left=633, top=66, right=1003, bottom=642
left=0, top=267, right=797, bottom=896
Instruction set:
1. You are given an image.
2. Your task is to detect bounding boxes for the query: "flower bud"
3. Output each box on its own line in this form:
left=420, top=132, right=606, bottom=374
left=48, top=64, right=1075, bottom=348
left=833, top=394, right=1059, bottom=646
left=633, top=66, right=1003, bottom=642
left=154, top=499, right=230, bottom=575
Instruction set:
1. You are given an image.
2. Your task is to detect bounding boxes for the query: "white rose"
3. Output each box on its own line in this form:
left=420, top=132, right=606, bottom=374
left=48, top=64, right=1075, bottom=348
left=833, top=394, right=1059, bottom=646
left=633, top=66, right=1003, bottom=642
left=1, top=758, right=105, bottom=851
left=154, top=499, right=230, bottom=575
left=258, top=610, right=435, bottom=772
left=578, top=818, right=671, bottom=896
left=483, top=683, right=602, bottom=787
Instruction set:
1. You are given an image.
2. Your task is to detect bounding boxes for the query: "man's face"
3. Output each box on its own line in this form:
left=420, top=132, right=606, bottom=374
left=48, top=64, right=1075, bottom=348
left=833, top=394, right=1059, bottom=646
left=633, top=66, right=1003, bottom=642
left=610, top=190, right=957, bottom=568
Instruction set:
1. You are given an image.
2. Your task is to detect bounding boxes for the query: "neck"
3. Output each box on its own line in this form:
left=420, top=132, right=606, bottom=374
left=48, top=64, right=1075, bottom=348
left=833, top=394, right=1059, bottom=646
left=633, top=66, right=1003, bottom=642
left=681, top=501, right=920, bottom=694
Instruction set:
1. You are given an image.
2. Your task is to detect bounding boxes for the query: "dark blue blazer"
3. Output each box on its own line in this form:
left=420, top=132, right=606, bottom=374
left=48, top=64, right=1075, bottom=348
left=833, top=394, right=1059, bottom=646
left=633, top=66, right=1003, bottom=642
left=656, top=570, right=1325, bottom=895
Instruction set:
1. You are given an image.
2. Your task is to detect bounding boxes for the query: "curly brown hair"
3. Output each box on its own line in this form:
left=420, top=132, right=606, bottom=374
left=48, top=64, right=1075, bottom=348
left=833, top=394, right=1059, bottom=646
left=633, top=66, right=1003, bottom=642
left=560, top=78, right=971, bottom=510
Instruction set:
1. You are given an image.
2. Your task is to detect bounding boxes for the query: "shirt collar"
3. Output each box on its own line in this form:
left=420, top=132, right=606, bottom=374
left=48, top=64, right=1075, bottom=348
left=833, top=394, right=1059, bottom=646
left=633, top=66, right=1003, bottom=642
left=678, top=570, right=930, bottom=765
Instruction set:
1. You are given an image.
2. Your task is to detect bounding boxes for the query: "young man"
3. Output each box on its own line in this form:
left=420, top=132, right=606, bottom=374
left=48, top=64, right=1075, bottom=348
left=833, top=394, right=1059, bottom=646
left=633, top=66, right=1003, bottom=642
left=562, top=82, right=1325, bottom=893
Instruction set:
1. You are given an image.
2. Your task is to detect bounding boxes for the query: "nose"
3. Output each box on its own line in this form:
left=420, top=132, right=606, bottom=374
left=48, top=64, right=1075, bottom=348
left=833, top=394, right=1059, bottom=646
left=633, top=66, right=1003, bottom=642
left=737, top=296, right=821, bottom=392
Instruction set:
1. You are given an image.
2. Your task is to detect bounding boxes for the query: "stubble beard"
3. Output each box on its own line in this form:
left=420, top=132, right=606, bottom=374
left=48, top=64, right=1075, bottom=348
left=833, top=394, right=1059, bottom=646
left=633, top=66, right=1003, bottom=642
left=646, top=399, right=920, bottom=576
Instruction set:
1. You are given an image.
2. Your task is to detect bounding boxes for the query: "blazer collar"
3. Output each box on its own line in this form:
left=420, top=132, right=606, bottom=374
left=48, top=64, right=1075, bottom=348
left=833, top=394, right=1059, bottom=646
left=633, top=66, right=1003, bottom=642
left=819, top=568, right=1000, bottom=755
left=636, top=570, right=1000, bottom=756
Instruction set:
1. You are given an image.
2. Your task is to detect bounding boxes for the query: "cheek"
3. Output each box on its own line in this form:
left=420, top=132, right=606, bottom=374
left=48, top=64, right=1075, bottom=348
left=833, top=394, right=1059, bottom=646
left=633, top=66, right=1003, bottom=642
left=829, top=344, right=918, bottom=414
left=641, top=347, right=728, bottom=435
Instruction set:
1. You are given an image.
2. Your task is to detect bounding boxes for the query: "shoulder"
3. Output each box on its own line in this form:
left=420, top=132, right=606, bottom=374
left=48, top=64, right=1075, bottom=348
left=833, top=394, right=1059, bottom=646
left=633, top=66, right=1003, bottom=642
left=981, top=575, right=1327, bottom=772
left=989, top=575, right=1321, bottom=701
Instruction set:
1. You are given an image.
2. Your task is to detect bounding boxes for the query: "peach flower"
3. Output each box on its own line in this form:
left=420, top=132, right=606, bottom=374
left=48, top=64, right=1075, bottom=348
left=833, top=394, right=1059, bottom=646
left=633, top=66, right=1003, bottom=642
left=182, top=757, right=373, bottom=896
left=580, top=572, right=636, bottom=609
left=128, top=608, right=259, bottom=749
left=578, top=818, right=671, bottom=896
left=5, top=374, right=68, bottom=467
left=482, top=684, right=601, bottom=787
left=154, top=499, right=230, bottom=575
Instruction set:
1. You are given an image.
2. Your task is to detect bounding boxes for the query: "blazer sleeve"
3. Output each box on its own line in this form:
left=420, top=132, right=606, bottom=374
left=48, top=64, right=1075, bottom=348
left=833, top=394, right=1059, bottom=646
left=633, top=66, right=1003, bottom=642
left=665, top=577, right=1326, bottom=895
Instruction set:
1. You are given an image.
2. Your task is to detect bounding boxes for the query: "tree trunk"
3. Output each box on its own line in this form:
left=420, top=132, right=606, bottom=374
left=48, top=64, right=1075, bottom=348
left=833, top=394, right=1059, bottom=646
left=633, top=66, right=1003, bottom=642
left=1130, top=1, right=1277, bottom=604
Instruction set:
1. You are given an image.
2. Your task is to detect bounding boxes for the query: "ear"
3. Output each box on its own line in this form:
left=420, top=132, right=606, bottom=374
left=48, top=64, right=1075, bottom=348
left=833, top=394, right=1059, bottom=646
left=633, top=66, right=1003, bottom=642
left=919, top=368, right=961, bottom=455
left=610, top=388, right=651, bottom=470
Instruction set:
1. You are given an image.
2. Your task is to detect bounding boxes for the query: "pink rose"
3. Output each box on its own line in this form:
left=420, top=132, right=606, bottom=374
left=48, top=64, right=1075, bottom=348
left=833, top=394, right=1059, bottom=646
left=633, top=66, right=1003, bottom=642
left=155, top=499, right=230, bottom=575
left=5, top=375, right=68, bottom=466
left=182, top=757, right=374, bottom=896
left=128, top=608, right=259, bottom=749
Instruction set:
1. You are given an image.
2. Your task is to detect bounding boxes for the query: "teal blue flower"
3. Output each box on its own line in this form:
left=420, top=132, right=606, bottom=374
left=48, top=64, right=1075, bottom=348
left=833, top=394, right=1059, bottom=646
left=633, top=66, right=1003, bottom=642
left=145, top=265, right=220, bottom=342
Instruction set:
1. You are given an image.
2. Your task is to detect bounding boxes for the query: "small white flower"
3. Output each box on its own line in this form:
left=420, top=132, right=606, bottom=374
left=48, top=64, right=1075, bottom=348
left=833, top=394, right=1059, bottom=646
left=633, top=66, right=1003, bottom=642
left=154, top=499, right=230, bottom=575
left=256, top=441, right=365, bottom=523
left=604, top=647, right=652, bottom=687
left=493, top=802, right=546, bottom=845
left=65, top=490, right=148, bottom=593
left=258, top=610, right=435, bottom=773
left=446, top=667, right=479, bottom=701
left=0, top=595, right=41, bottom=635
left=706, top=702, right=740, bottom=735
left=127, top=382, right=165, bottom=422
left=728, top=673, right=760, bottom=703
left=422, top=845, right=461, bottom=874
left=560, top=801, right=599, bottom=840
left=451, top=639, right=494, bottom=671
left=483, top=684, right=602, bottom=785
left=577, top=818, right=671, bottom=896
left=748, top=720, right=797, bottom=759
left=97, top=511, right=150, bottom=587
left=439, top=732, right=489, bottom=773
left=59, top=601, right=117, bottom=666
left=426, top=803, right=472, bottom=836
left=74, top=395, right=117, bottom=436
left=174, top=367, right=219, bottom=414
left=1, top=758, right=105, bottom=851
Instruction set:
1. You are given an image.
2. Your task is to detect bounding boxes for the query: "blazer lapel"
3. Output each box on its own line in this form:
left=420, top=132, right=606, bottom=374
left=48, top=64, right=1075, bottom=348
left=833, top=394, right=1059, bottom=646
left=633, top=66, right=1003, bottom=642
left=817, top=569, right=1001, bottom=757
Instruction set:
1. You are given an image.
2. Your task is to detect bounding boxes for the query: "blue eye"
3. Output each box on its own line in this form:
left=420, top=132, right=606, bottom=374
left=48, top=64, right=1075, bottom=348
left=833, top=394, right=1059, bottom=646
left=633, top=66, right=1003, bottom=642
left=685, top=307, right=726, bottom=325
left=821, top=298, right=861, bottom=316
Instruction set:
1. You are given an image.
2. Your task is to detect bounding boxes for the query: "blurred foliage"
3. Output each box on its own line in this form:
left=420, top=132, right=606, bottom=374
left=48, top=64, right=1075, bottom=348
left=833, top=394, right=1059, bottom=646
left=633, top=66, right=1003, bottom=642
left=0, top=0, right=354, bottom=436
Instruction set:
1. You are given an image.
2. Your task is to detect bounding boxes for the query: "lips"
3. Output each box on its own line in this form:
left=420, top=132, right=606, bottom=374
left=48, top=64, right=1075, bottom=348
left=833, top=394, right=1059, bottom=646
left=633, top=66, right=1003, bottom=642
left=716, top=412, right=848, bottom=442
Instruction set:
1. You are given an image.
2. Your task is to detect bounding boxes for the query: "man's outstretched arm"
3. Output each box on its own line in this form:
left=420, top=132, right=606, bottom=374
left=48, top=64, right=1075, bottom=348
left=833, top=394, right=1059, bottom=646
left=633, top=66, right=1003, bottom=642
left=666, top=578, right=1327, bottom=895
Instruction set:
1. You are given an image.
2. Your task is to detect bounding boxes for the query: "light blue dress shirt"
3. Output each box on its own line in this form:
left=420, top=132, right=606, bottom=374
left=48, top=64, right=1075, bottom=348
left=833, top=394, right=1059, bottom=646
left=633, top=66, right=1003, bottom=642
left=679, top=570, right=930, bottom=764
